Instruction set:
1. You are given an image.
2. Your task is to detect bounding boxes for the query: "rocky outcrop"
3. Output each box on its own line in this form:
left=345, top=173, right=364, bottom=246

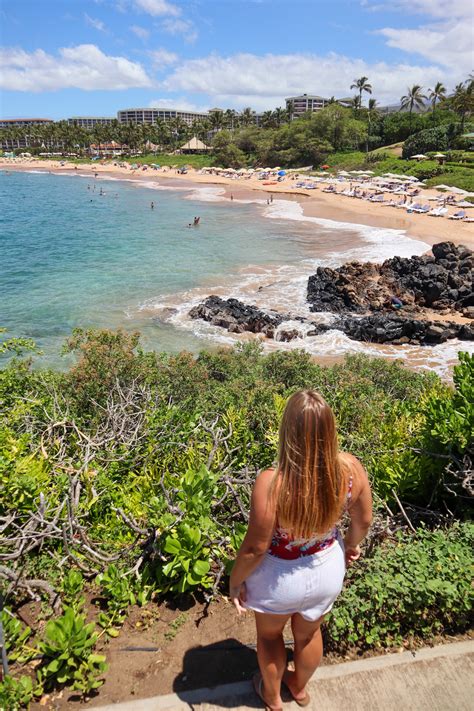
left=325, top=315, right=474, bottom=345
left=307, top=242, right=473, bottom=316
left=189, top=295, right=286, bottom=338
left=188, top=243, right=473, bottom=348
left=189, top=296, right=473, bottom=346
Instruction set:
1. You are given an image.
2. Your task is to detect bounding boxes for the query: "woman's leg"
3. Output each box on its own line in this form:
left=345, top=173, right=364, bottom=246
left=284, top=613, right=325, bottom=700
left=254, top=611, right=291, bottom=708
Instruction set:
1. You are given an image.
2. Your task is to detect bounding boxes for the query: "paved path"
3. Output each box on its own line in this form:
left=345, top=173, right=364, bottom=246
left=98, top=639, right=474, bottom=711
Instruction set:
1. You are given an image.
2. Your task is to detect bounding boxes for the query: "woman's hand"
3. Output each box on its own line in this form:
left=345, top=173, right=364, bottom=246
left=229, top=581, right=247, bottom=615
left=344, top=544, right=361, bottom=566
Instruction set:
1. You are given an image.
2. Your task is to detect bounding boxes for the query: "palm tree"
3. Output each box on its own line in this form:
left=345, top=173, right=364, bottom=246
left=400, top=85, right=427, bottom=131
left=240, top=107, right=254, bottom=127
left=286, top=99, right=295, bottom=121
left=428, top=82, right=447, bottom=123
left=350, top=95, right=362, bottom=112
left=260, top=110, right=275, bottom=128
left=209, top=110, right=225, bottom=132
left=450, top=79, right=474, bottom=131
left=366, top=98, right=380, bottom=153
left=272, top=107, right=286, bottom=126
left=224, top=109, right=237, bottom=131
left=350, top=76, right=372, bottom=108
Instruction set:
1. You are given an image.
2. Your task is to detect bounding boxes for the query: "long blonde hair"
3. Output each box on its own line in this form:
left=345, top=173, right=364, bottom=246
left=274, top=390, right=347, bottom=538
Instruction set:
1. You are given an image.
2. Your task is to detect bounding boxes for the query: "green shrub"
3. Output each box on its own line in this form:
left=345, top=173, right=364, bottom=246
left=326, top=522, right=474, bottom=651
left=37, top=608, right=107, bottom=695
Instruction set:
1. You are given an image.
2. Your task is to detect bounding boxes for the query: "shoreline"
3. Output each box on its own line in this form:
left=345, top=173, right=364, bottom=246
left=2, top=158, right=473, bottom=250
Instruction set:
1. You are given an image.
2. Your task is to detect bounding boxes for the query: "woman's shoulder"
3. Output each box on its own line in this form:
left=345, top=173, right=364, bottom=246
left=338, top=453, right=370, bottom=498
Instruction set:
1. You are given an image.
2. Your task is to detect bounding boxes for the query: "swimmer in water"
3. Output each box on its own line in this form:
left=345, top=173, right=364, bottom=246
left=193, top=216, right=200, bottom=226
left=151, top=201, right=154, bottom=209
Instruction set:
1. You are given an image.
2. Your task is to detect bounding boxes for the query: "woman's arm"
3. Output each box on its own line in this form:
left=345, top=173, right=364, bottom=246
left=229, top=469, right=276, bottom=613
left=343, top=455, right=373, bottom=564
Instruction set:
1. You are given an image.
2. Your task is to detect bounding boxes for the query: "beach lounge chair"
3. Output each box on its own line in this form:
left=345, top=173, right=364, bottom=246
left=412, top=205, right=430, bottom=213
left=428, top=207, right=448, bottom=217
left=406, top=203, right=423, bottom=213
left=448, top=210, right=467, bottom=220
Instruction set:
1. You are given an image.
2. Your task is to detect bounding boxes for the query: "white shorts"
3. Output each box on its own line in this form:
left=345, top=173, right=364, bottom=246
left=244, top=535, right=345, bottom=622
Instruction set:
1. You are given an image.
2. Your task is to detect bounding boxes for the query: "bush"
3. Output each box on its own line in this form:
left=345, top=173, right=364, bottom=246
left=326, top=522, right=474, bottom=651
left=402, top=123, right=472, bottom=158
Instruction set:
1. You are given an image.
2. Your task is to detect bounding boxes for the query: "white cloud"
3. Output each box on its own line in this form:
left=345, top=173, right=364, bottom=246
left=159, top=51, right=465, bottom=109
left=364, top=0, right=473, bottom=73
left=149, top=48, right=178, bottom=67
left=161, top=18, right=197, bottom=43
left=377, top=21, right=473, bottom=72
left=149, top=97, right=209, bottom=112
left=84, top=13, right=106, bottom=32
left=363, top=0, right=472, bottom=19
left=130, top=24, right=150, bottom=39
left=134, top=0, right=180, bottom=17
left=0, top=44, right=153, bottom=92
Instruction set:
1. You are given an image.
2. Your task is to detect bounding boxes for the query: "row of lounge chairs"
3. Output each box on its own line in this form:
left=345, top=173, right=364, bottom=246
left=317, top=184, right=473, bottom=221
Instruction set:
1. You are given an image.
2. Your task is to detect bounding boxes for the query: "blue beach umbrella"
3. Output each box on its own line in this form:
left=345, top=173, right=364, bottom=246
left=278, top=170, right=286, bottom=176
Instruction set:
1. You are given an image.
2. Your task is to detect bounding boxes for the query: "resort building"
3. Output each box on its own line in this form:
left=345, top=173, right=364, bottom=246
left=285, top=94, right=352, bottom=118
left=67, top=117, right=115, bottom=127
left=117, top=107, right=208, bottom=126
left=0, top=118, right=54, bottom=149
left=0, top=118, right=53, bottom=129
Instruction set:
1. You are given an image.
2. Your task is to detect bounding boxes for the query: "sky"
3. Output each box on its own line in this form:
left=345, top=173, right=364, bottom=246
left=0, top=0, right=472, bottom=120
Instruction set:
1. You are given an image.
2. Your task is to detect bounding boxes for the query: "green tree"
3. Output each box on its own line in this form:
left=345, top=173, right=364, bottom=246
left=350, top=76, right=372, bottom=108
left=429, top=82, right=447, bottom=123
left=450, top=79, right=474, bottom=131
left=400, top=85, right=428, bottom=131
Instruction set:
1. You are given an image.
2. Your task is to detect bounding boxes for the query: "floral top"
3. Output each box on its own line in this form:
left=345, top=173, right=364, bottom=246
left=268, top=475, right=353, bottom=560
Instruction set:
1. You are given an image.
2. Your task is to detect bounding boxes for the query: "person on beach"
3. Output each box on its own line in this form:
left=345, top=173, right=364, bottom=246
left=270, top=194, right=274, bottom=203
left=230, top=391, right=372, bottom=710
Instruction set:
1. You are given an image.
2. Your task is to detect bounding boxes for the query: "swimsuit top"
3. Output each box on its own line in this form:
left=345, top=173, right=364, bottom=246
left=268, top=475, right=353, bottom=560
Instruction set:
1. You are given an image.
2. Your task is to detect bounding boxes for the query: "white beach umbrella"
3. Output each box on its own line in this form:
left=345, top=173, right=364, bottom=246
left=449, top=187, right=468, bottom=195
left=411, top=154, right=428, bottom=159
left=338, top=170, right=351, bottom=176
left=434, top=184, right=452, bottom=190
left=363, top=170, right=375, bottom=175
left=455, top=200, right=474, bottom=207
left=433, top=153, right=446, bottom=158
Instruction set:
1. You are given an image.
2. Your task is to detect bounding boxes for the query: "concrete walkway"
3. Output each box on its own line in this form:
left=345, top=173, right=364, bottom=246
left=98, top=639, right=474, bottom=711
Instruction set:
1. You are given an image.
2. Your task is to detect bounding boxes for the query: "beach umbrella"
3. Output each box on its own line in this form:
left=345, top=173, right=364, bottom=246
left=449, top=187, right=468, bottom=195
left=321, top=164, right=330, bottom=169
left=337, top=170, right=351, bottom=176
left=455, top=200, right=474, bottom=207
left=278, top=170, right=286, bottom=176
left=411, top=154, right=428, bottom=159
left=433, top=153, right=446, bottom=158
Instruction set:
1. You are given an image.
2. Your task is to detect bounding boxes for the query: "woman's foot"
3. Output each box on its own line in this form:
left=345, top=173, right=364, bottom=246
left=282, top=669, right=311, bottom=707
left=252, top=672, right=283, bottom=711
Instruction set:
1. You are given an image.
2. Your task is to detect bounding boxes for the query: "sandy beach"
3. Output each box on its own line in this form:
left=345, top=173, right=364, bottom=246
left=2, top=157, right=473, bottom=250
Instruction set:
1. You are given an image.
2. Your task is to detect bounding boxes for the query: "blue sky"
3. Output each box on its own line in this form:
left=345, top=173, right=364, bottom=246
left=0, top=0, right=472, bottom=119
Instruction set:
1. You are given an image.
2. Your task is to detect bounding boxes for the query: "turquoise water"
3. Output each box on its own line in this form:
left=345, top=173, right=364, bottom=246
left=0, top=171, right=316, bottom=364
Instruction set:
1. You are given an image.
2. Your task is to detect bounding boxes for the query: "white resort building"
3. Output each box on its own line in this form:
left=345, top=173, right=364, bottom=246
left=67, top=117, right=115, bottom=127
left=117, top=108, right=208, bottom=126
left=285, top=94, right=352, bottom=118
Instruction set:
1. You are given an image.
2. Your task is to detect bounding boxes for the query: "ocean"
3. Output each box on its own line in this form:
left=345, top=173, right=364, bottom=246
left=1, top=170, right=471, bottom=376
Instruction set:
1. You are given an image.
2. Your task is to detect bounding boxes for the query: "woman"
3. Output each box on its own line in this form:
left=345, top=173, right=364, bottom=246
left=229, top=391, right=372, bottom=710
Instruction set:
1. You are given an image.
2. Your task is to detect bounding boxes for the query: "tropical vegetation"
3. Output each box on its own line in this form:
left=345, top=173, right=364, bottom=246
left=0, top=328, right=472, bottom=707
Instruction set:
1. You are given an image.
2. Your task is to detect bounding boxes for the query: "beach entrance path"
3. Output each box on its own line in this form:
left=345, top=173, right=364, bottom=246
left=97, top=639, right=473, bottom=711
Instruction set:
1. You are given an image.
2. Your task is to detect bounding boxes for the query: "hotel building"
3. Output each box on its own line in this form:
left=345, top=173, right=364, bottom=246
left=67, top=117, right=115, bottom=127
left=117, top=107, right=208, bottom=126
left=285, top=94, right=352, bottom=119
left=0, top=118, right=53, bottom=149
